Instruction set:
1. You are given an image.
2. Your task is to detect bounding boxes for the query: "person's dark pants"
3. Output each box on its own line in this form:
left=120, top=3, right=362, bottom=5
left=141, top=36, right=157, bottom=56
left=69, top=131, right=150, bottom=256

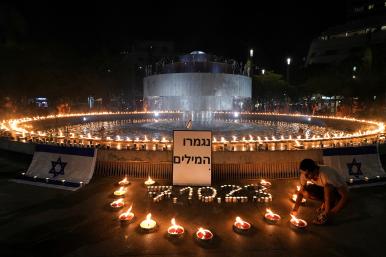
left=303, top=184, right=341, bottom=208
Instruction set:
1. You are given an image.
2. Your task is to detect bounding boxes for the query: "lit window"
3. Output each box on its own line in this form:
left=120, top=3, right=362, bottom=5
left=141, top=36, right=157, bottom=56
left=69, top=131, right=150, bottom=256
left=368, top=4, right=374, bottom=10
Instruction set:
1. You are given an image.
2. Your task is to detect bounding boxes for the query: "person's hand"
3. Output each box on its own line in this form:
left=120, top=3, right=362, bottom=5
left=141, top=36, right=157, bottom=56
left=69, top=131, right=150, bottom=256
left=290, top=210, right=298, bottom=216
left=321, top=210, right=333, bottom=218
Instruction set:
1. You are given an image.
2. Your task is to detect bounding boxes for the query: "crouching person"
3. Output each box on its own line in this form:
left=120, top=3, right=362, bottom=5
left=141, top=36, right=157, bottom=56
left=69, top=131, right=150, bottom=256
left=291, top=159, right=349, bottom=225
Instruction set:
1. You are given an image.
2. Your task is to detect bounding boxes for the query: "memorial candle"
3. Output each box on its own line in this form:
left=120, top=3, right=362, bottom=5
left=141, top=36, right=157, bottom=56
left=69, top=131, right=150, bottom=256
left=140, top=213, right=157, bottom=231
left=114, top=186, right=127, bottom=196
left=110, top=198, right=124, bottom=209
left=196, top=227, right=213, bottom=241
left=167, top=218, right=184, bottom=236
left=119, top=205, right=134, bottom=222
left=144, top=176, right=155, bottom=186
left=118, top=176, right=130, bottom=186
left=264, top=208, right=281, bottom=223
left=260, top=179, right=272, bottom=187
left=290, top=214, right=307, bottom=228
left=233, top=216, right=251, bottom=231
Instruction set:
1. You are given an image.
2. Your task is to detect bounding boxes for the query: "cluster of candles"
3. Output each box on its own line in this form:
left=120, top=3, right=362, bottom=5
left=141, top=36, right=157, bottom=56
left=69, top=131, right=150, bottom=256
left=197, top=187, right=217, bottom=203
left=110, top=177, right=307, bottom=240
left=152, top=188, right=172, bottom=202
left=145, top=181, right=274, bottom=204
left=110, top=177, right=131, bottom=208
left=179, top=187, right=193, bottom=200
left=146, top=185, right=173, bottom=202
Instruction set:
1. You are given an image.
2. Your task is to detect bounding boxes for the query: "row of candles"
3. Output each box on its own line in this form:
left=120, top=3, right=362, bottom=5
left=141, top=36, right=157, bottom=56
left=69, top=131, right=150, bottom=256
left=3, top=112, right=383, bottom=151
left=110, top=202, right=307, bottom=240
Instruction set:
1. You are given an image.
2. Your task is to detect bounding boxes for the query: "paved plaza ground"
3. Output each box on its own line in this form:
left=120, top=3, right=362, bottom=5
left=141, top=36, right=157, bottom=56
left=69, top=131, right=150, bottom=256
left=1, top=154, right=386, bottom=257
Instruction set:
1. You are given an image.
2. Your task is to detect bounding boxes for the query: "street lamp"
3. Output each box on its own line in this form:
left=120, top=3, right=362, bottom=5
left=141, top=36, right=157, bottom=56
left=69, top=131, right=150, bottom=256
left=261, top=69, right=265, bottom=75
left=286, top=57, right=291, bottom=83
left=286, top=57, right=291, bottom=65
left=250, top=49, right=254, bottom=58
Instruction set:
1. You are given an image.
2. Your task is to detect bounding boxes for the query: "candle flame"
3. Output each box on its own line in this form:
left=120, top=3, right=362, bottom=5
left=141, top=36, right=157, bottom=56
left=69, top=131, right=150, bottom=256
left=198, top=227, right=206, bottom=236
left=296, top=185, right=301, bottom=191
left=146, top=213, right=152, bottom=221
left=112, top=198, right=124, bottom=205
left=266, top=208, right=273, bottom=215
left=290, top=214, right=300, bottom=224
left=119, top=177, right=128, bottom=184
left=171, top=218, right=176, bottom=226
left=235, top=216, right=244, bottom=224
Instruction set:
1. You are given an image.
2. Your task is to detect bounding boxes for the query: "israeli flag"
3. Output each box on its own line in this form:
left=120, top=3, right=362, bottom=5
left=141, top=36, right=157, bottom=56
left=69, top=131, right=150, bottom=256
left=323, top=145, right=386, bottom=185
left=19, top=144, right=97, bottom=190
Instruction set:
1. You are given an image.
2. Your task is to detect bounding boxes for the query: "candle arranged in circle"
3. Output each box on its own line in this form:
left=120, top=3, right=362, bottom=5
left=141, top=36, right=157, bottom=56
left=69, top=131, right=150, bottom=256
left=110, top=198, right=124, bottom=208
left=119, top=205, right=134, bottom=222
left=196, top=227, right=213, bottom=241
left=233, top=216, right=251, bottom=231
left=264, top=208, right=281, bottom=223
left=144, top=176, right=155, bottom=186
left=114, top=186, right=127, bottom=196
left=260, top=179, right=271, bottom=187
left=118, top=176, right=130, bottom=186
left=290, top=214, right=308, bottom=228
left=167, top=218, right=184, bottom=236
left=140, top=213, right=157, bottom=230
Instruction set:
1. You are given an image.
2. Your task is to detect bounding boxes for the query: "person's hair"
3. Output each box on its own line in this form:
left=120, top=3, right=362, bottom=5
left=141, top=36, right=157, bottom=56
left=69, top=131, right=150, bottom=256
left=299, top=159, right=318, bottom=172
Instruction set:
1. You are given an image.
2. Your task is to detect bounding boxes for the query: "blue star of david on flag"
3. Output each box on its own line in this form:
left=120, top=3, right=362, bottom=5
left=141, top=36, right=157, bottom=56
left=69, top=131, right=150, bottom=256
left=49, top=157, right=67, bottom=177
left=347, top=158, right=363, bottom=178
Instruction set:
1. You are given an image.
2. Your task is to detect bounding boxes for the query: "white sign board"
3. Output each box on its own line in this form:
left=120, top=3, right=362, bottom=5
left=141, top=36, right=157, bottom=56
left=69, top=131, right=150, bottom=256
left=173, top=130, right=212, bottom=186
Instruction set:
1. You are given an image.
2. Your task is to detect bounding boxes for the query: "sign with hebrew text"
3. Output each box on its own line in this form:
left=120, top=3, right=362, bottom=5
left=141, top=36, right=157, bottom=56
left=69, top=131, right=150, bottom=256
left=173, top=130, right=212, bottom=186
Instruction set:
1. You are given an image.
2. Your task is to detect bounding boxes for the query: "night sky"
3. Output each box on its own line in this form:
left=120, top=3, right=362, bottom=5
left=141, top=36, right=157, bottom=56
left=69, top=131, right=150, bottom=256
left=2, top=1, right=347, bottom=69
